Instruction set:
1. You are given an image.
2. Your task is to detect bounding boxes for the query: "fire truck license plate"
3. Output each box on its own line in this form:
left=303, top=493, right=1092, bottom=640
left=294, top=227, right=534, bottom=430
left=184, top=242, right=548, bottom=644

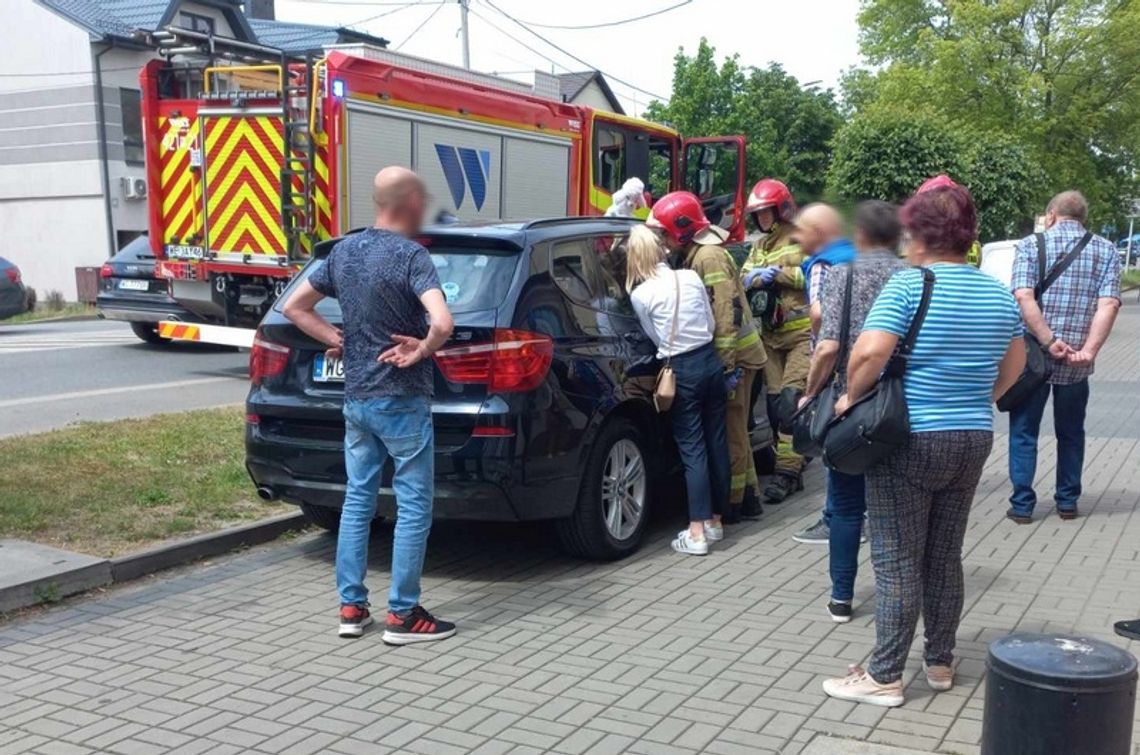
left=165, top=244, right=205, bottom=259
left=313, top=354, right=345, bottom=383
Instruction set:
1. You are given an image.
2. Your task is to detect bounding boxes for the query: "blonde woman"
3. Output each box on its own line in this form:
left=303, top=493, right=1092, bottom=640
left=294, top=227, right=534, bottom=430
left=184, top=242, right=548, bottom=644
left=627, top=225, right=729, bottom=555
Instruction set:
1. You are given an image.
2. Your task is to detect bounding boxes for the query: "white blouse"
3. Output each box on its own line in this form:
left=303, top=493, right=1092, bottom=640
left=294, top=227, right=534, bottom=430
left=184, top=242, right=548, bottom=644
left=630, top=263, right=715, bottom=359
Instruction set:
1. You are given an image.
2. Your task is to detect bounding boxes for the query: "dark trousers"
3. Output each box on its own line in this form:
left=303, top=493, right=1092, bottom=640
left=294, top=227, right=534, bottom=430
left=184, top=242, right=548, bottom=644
left=1008, top=379, right=1090, bottom=515
left=669, top=343, right=730, bottom=522
left=827, top=469, right=866, bottom=602
left=865, top=431, right=992, bottom=683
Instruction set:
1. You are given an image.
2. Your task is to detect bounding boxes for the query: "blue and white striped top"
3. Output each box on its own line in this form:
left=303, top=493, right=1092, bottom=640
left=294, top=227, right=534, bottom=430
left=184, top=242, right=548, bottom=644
left=862, top=264, right=1024, bottom=433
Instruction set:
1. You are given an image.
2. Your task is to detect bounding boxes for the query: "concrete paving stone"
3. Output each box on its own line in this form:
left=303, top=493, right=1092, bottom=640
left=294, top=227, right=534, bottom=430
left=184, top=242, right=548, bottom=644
left=0, top=736, right=51, bottom=755
left=30, top=742, right=96, bottom=755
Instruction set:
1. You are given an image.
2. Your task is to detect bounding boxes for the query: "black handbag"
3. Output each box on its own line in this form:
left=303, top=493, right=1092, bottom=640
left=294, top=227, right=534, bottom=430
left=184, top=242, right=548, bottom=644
left=821, top=267, right=935, bottom=475
left=791, top=266, right=853, bottom=456
left=996, top=231, right=1093, bottom=412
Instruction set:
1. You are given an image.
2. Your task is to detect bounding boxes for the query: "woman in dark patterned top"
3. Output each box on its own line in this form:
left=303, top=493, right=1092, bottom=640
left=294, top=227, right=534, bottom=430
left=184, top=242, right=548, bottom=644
left=801, top=201, right=907, bottom=625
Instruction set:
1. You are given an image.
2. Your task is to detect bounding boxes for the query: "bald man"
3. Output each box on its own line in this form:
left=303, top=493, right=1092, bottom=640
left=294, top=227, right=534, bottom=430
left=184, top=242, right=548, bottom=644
left=284, top=166, right=457, bottom=644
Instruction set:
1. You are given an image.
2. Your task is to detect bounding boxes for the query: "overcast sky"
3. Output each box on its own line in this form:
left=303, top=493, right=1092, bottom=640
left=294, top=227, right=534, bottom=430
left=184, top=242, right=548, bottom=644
left=274, top=0, right=864, bottom=115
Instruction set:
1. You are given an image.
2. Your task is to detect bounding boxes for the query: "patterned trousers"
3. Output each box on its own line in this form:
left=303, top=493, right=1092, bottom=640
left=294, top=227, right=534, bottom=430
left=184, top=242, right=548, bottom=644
left=865, top=430, right=993, bottom=683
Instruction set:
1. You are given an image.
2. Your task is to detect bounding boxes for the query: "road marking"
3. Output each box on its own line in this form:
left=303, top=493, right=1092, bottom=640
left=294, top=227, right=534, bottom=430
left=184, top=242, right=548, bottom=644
left=0, top=331, right=138, bottom=354
left=0, top=377, right=241, bottom=409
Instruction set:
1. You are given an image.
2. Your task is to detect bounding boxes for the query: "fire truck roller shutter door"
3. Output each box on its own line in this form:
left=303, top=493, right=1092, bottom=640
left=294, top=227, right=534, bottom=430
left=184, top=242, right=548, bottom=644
left=415, top=122, right=503, bottom=221
left=346, top=110, right=413, bottom=229
left=502, top=137, right=570, bottom=219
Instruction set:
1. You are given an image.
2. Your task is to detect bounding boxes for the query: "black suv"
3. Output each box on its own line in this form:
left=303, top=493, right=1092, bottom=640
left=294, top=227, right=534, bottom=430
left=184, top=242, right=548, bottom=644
left=246, top=218, right=772, bottom=560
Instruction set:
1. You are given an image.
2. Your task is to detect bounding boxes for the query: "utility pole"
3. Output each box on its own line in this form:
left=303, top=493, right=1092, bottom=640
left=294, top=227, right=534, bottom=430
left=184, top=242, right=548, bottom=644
left=459, top=0, right=470, bottom=69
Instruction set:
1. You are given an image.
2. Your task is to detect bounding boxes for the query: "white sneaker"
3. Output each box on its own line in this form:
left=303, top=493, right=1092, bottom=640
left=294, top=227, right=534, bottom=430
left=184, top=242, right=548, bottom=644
left=822, top=665, right=904, bottom=707
left=703, top=521, right=724, bottom=542
left=924, top=662, right=954, bottom=691
left=671, top=529, right=709, bottom=556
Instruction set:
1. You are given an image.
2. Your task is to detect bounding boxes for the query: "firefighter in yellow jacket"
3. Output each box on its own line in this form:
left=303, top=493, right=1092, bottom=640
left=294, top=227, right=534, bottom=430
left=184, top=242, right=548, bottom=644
left=740, top=179, right=809, bottom=504
left=648, top=192, right=767, bottom=522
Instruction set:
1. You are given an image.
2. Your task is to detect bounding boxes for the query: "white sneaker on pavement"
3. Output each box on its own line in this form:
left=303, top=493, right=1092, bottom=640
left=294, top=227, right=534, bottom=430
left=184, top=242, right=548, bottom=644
left=822, top=665, right=904, bottom=707
left=671, top=529, right=709, bottom=556
left=703, top=521, right=724, bottom=542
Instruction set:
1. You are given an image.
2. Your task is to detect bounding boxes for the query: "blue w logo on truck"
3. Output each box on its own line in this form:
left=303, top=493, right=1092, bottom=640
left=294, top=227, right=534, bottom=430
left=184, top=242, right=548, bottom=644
left=435, top=144, right=491, bottom=211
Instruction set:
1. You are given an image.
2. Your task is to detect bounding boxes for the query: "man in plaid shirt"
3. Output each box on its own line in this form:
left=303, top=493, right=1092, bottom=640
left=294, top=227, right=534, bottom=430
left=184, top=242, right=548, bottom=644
left=1007, top=191, right=1122, bottom=523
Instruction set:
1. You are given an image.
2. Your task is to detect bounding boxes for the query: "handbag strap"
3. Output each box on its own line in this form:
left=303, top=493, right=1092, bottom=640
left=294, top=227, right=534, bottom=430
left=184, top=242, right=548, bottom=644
left=664, top=271, right=681, bottom=363
left=834, top=265, right=854, bottom=368
left=1034, top=231, right=1093, bottom=300
left=886, top=267, right=935, bottom=375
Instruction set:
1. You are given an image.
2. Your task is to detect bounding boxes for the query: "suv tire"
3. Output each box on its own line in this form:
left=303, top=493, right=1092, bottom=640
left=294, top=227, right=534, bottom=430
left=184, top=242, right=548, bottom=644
left=300, top=503, right=341, bottom=532
left=556, top=418, right=652, bottom=560
left=130, top=321, right=167, bottom=345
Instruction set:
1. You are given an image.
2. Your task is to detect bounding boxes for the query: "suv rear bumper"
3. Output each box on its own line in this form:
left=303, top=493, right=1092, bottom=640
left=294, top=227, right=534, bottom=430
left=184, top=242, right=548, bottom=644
left=246, top=424, right=580, bottom=522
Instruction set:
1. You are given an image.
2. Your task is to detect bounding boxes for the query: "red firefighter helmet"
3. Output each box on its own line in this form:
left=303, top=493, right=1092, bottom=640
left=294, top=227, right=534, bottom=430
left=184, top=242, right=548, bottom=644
left=917, top=174, right=958, bottom=194
left=744, top=178, right=797, bottom=222
left=647, top=191, right=711, bottom=246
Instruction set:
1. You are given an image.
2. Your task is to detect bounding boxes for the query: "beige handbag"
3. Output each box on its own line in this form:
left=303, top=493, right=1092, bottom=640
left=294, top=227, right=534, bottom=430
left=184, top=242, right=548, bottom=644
left=653, top=272, right=681, bottom=413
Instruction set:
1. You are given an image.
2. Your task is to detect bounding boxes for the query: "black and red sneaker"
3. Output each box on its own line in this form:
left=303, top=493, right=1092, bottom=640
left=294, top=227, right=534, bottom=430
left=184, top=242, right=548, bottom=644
left=381, top=605, right=456, bottom=646
left=338, top=604, right=373, bottom=638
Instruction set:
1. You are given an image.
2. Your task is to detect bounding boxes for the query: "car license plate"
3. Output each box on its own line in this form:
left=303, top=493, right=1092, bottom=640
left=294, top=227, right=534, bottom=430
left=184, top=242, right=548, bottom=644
left=313, top=353, right=345, bottom=383
left=118, top=279, right=149, bottom=291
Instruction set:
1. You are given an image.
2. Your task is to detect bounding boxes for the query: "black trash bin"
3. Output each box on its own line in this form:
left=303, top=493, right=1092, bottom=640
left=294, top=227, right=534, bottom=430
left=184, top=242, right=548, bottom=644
left=982, top=633, right=1137, bottom=755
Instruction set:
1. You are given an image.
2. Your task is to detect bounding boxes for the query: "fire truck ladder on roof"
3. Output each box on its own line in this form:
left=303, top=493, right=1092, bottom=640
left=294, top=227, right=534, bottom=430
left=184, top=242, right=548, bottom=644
left=281, top=55, right=317, bottom=264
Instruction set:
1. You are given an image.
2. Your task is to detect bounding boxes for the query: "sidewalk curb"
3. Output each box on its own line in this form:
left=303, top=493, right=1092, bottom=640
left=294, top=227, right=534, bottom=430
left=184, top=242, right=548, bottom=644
left=109, top=512, right=308, bottom=583
left=0, top=513, right=308, bottom=614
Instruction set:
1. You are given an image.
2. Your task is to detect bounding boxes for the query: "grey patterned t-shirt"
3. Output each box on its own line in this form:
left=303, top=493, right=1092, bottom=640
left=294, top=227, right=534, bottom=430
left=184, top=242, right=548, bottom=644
left=818, top=250, right=908, bottom=384
left=308, top=228, right=442, bottom=399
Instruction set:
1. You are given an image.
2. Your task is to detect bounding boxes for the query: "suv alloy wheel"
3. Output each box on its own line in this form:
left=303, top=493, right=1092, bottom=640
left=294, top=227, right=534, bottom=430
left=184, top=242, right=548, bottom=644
left=556, top=418, right=653, bottom=560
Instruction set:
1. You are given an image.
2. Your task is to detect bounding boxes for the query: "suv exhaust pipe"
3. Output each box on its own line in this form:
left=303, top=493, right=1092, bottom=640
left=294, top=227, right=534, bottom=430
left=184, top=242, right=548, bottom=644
left=255, top=485, right=279, bottom=501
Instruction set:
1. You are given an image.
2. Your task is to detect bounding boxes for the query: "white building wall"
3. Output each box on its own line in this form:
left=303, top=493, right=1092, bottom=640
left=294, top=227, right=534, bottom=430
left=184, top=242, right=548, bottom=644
left=571, top=81, right=619, bottom=113
left=0, top=0, right=106, bottom=299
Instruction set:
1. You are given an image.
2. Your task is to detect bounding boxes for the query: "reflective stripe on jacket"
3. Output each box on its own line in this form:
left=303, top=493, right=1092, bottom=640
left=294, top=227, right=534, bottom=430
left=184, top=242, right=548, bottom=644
left=683, top=242, right=767, bottom=371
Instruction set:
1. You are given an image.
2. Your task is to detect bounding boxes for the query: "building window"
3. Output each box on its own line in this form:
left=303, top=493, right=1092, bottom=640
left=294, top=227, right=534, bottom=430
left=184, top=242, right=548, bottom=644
left=180, top=11, right=215, bottom=34
left=120, top=88, right=144, bottom=166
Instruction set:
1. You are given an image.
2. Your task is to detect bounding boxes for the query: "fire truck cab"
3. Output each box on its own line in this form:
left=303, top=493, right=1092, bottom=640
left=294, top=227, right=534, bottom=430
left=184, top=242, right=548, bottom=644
left=140, top=32, right=748, bottom=336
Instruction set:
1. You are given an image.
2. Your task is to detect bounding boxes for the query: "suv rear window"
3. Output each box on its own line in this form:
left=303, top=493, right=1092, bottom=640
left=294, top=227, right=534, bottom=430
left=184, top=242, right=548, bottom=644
left=284, top=247, right=519, bottom=319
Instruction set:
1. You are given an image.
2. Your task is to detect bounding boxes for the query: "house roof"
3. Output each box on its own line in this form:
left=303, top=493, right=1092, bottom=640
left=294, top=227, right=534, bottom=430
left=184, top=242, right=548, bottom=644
left=39, top=0, right=256, bottom=42
left=557, top=70, right=625, bottom=115
left=248, top=18, right=388, bottom=54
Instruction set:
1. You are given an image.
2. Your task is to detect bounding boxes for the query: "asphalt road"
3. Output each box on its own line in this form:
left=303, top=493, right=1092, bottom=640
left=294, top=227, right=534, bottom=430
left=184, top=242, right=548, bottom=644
left=0, top=318, right=250, bottom=437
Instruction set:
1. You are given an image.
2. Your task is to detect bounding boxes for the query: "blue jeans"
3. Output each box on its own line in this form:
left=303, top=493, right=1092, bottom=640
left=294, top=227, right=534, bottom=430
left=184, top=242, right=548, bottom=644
left=1008, top=379, right=1089, bottom=515
left=338, top=395, right=434, bottom=614
left=669, top=344, right=730, bottom=522
left=827, top=469, right=866, bottom=601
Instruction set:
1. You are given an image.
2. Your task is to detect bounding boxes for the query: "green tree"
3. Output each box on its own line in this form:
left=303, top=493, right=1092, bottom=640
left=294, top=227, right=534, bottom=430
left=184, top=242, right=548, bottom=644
left=848, top=0, right=1140, bottom=229
left=646, top=39, right=842, bottom=203
left=826, top=111, right=1040, bottom=240
left=826, top=111, right=968, bottom=204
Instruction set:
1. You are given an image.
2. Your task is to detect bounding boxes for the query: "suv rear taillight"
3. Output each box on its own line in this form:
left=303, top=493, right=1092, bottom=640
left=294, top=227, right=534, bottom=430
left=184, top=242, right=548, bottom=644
left=434, top=328, right=553, bottom=393
left=99, top=264, right=113, bottom=279
left=250, top=333, right=291, bottom=386
left=5, top=266, right=19, bottom=284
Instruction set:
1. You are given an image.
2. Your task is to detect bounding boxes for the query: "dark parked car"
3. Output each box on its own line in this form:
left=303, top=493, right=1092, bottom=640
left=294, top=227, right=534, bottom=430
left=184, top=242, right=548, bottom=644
left=96, top=235, right=201, bottom=343
left=0, top=257, right=33, bottom=320
left=246, top=218, right=773, bottom=560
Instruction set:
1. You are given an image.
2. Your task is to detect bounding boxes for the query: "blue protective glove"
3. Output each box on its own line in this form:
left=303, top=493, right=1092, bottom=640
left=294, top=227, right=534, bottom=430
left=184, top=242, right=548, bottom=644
left=725, top=366, right=743, bottom=393
left=744, top=266, right=780, bottom=289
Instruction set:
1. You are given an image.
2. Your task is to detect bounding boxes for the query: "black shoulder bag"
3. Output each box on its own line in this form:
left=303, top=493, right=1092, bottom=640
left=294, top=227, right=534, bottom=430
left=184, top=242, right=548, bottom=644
left=996, top=231, right=1092, bottom=412
left=821, top=267, right=935, bottom=475
left=791, top=266, right=853, bottom=456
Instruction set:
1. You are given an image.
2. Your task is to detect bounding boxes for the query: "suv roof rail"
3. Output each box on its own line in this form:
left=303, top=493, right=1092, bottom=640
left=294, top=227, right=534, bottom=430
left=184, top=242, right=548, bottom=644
left=521, top=216, right=644, bottom=230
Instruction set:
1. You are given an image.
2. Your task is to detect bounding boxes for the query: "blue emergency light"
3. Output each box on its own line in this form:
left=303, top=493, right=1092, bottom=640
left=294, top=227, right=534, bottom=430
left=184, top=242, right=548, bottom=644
left=332, top=79, right=346, bottom=98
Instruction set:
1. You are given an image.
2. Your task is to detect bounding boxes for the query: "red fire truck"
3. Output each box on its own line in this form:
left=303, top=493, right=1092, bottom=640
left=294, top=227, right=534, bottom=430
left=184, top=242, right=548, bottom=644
left=141, top=30, right=747, bottom=345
